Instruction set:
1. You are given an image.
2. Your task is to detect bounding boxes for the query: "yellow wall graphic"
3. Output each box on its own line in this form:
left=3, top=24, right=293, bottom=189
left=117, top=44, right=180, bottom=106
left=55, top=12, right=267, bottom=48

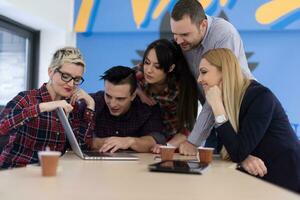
left=131, top=0, right=152, bottom=28
left=152, top=0, right=170, bottom=20
left=256, top=0, right=300, bottom=24
left=75, top=0, right=94, bottom=32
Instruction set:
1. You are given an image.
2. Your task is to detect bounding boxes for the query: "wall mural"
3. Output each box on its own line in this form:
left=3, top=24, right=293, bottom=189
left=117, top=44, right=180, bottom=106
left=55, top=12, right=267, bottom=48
left=75, top=0, right=300, bottom=138
left=75, top=0, right=300, bottom=31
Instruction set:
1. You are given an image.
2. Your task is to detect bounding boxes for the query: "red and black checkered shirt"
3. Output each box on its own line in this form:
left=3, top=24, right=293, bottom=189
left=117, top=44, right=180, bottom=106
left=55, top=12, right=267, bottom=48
left=136, top=73, right=190, bottom=139
left=0, top=83, right=95, bottom=169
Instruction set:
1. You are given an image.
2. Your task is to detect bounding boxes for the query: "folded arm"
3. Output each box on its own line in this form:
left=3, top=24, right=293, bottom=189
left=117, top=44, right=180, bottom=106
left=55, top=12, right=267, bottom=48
left=216, top=89, right=274, bottom=162
left=239, top=155, right=267, bottom=177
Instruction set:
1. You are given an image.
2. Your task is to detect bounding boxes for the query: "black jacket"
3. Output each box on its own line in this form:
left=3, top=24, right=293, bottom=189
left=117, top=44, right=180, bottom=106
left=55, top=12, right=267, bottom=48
left=216, top=81, right=300, bottom=193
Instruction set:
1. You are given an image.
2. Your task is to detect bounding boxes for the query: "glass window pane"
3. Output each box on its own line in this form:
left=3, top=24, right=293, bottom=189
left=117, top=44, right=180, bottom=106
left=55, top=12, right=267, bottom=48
left=0, top=27, right=29, bottom=105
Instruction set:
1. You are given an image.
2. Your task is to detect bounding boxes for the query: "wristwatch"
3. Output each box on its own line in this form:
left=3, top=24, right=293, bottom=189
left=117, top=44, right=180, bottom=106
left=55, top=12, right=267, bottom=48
left=215, top=114, right=227, bottom=124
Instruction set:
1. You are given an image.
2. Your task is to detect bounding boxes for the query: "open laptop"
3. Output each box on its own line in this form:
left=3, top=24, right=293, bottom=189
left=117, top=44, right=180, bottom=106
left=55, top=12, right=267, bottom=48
left=56, top=107, right=138, bottom=161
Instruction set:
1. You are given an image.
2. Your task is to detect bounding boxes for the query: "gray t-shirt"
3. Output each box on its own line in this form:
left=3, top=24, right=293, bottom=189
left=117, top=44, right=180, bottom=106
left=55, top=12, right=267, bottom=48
left=183, top=15, right=253, bottom=80
left=185, top=15, right=254, bottom=146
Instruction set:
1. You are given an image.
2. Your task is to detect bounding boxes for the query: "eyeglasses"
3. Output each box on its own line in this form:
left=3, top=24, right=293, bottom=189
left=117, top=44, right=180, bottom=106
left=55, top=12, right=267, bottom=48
left=54, top=68, right=84, bottom=85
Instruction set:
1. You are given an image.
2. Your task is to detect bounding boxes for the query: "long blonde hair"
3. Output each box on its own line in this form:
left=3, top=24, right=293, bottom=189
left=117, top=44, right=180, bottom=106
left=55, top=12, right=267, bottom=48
left=202, top=48, right=251, bottom=159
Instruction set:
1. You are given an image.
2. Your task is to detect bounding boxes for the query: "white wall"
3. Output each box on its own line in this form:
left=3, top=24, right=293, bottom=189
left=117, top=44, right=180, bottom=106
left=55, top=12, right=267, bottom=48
left=0, top=0, right=75, bottom=85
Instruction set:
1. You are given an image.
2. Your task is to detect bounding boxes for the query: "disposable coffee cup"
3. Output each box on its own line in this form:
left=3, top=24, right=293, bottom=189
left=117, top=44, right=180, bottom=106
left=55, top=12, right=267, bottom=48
left=160, top=145, right=176, bottom=161
left=197, top=147, right=214, bottom=164
left=38, top=151, right=61, bottom=177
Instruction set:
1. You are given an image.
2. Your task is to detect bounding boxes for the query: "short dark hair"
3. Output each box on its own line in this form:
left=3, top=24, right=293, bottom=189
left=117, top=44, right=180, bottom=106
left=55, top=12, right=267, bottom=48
left=100, top=66, right=137, bottom=94
left=171, top=0, right=206, bottom=25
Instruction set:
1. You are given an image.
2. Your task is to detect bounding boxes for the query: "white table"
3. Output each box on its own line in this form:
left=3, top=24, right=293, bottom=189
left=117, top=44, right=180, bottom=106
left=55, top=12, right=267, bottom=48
left=0, top=152, right=299, bottom=200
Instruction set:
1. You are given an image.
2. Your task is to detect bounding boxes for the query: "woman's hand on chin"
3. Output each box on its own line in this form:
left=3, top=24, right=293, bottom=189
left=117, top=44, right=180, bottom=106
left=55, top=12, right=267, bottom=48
left=206, top=86, right=226, bottom=117
left=205, top=85, right=222, bottom=106
left=70, top=89, right=95, bottom=111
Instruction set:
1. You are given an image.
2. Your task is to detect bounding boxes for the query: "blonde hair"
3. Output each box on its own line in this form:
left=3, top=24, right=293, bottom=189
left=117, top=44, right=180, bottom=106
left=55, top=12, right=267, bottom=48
left=202, top=48, right=251, bottom=160
left=49, top=47, right=86, bottom=71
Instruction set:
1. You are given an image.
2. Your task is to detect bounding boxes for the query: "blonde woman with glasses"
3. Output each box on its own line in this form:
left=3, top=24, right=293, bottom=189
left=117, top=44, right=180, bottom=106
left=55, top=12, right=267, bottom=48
left=198, top=48, right=300, bottom=193
left=0, top=47, right=95, bottom=169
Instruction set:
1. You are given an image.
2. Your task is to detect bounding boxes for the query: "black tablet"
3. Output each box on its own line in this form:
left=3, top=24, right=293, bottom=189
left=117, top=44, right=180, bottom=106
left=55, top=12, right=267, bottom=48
left=148, top=160, right=208, bottom=175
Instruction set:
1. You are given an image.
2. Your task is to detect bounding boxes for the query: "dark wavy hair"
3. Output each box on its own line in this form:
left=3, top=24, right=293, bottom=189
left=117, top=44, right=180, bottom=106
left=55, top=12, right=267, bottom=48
left=142, top=39, right=198, bottom=131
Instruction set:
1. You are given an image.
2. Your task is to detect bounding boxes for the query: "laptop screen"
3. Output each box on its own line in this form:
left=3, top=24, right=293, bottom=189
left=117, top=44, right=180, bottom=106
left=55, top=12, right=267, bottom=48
left=56, top=107, right=85, bottom=158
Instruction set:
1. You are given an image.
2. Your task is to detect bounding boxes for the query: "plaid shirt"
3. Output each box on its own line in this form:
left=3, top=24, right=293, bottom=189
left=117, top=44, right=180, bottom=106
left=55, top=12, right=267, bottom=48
left=137, top=76, right=190, bottom=139
left=0, top=83, right=95, bottom=169
left=91, top=91, right=166, bottom=144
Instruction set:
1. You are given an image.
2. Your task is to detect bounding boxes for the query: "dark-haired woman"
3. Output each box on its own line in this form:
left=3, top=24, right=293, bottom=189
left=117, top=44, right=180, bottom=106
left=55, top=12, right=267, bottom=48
left=136, top=39, right=198, bottom=153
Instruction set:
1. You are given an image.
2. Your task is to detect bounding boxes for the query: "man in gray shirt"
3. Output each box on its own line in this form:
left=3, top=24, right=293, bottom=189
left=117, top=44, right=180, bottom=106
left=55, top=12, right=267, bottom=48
left=170, top=0, right=253, bottom=155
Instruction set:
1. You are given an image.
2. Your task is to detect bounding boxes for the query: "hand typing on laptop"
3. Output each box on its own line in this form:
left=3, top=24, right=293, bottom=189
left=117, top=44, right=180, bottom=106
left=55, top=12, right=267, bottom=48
left=99, top=137, right=135, bottom=153
left=93, top=136, right=158, bottom=153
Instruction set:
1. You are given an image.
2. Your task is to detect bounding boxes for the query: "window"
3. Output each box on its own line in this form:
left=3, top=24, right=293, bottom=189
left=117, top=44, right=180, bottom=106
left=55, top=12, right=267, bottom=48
left=0, top=15, right=39, bottom=109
